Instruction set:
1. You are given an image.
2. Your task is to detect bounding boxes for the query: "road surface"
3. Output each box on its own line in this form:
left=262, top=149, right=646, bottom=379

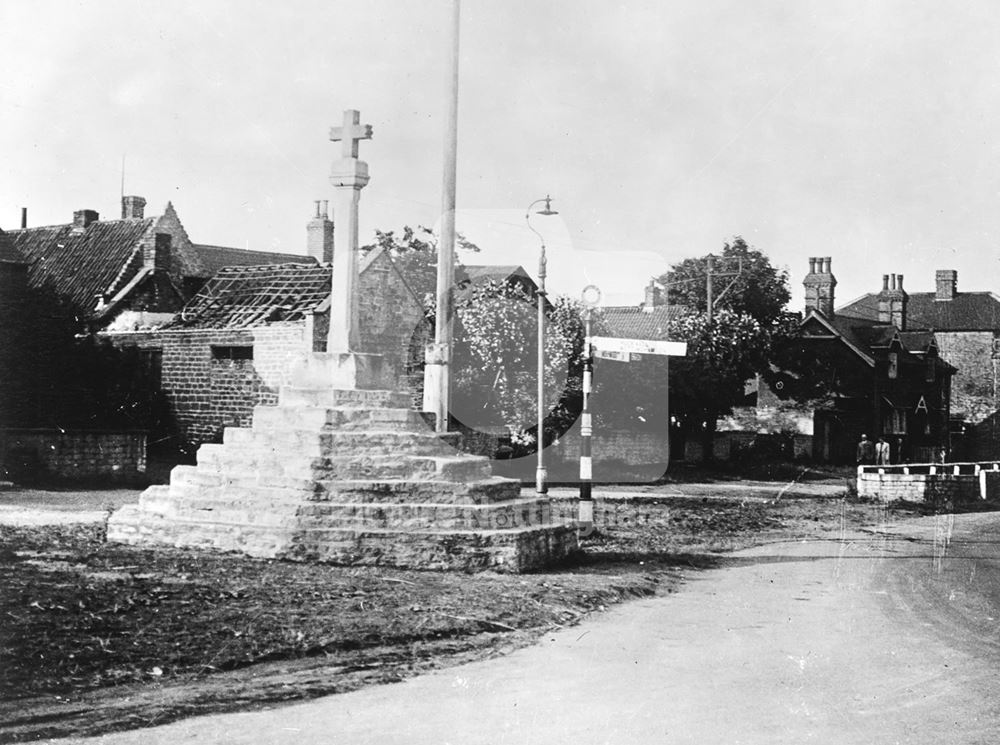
left=53, top=511, right=1000, bottom=744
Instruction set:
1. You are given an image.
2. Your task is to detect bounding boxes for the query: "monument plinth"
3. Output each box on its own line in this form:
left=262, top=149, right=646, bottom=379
left=107, top=108, right=577, bottom=572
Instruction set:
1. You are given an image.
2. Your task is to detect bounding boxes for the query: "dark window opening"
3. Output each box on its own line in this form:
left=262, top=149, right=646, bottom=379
left=211, top=345, right=253, bottom=361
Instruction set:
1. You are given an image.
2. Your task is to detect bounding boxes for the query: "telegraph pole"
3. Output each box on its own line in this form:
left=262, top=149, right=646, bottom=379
left=424, top=0, right=461, bottom=432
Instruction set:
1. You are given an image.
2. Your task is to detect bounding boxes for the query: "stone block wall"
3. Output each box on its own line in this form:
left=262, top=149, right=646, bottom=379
left=105, top=324, right=310, bottom=446
left=356, top=250, right=429, bottom=382
left=857, top=462, right=1000, bottom=504
left=0, top=429, right=146, bottom=483
left=556, top=427, right=669, bottom=467
left=935, top=331, right=998, bottom=424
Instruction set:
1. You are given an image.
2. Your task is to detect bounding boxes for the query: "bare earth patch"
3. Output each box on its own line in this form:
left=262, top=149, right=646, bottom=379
left=0, top=480, right=902, bottom=743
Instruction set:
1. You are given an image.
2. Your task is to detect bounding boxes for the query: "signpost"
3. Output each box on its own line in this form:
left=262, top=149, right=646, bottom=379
left=591, top=336, right=687, bottom=357
left=576, top=320, right=687, bottom=536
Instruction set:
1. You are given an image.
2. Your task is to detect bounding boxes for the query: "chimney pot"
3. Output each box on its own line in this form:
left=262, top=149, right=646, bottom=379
left=824, top=257, right=832, bottom=273
left=882, top=274, right=890, bottom=291
left=20, top=207, right=26, bottom=229
left=809, top=257, right=817, bottom=274
left=897, top=274, right=904, bottom=290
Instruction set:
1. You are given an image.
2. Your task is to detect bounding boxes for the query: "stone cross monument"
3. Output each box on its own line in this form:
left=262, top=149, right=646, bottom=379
left=105, top=106, right=577, bottom=574
left=327, top=109, right=373, bottom=353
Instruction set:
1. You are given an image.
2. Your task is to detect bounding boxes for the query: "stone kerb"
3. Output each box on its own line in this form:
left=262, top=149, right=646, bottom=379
left=857, top=461, right=1000, bottom=504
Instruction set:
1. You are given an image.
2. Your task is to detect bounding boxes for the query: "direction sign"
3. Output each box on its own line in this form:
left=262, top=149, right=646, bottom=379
left=593, top=349, right=638, bottom=362
left=591, top=336, right=687, bottom=357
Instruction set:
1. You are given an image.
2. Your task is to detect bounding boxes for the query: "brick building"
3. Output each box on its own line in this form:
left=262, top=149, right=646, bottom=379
left=103, top=245, right=427, bottom=448
left=6, top=196, right=314, bottom=333
left=837, top=269, right=1000, bottom=458
left=0, top=231, right=30, bottom=425
left=782, top=258, right=955, bottom=463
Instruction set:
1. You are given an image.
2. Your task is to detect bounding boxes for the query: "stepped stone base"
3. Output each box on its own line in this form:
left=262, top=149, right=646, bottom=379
left=108, top=365, right=577, bottom=572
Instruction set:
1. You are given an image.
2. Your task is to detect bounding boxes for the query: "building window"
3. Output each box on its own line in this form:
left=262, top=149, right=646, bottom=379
left=139, top=349, right=163, bottom=388
left=887, top=352, right=898, bottom=379
left=884, top=408, right=907, bottom=434
left=211, top=345, right=253, bottom=361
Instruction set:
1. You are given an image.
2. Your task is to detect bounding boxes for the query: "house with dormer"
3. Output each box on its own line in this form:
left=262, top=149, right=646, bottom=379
left=764, top=258, right=955, bottom=463
left=837, top=269, right=1000, bottom=458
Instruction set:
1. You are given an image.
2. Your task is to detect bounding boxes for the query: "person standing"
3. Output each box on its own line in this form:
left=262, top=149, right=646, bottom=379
left=856, top=434, right=875, bottom=465
left=875, top=436, right=891, bottom=465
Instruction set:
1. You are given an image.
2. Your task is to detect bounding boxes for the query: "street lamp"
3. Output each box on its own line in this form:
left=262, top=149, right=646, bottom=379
left=526, top=195, right=558, bottom=496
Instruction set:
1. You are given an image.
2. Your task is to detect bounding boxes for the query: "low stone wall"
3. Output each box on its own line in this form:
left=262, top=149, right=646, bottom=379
left=0, top=429, right=147, bottom=484
left=857, top=462, right=1000, bottom=504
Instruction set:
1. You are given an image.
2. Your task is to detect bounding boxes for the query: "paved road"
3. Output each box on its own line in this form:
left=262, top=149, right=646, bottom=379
left=55, top=510, right=1000, bottom=745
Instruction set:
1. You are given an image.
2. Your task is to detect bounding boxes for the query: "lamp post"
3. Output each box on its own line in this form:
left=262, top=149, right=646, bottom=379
left=526, top=195, right=558, bottom=496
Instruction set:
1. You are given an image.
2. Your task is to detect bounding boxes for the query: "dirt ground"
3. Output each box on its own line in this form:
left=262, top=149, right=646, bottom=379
left=0, top=475, right=907, bottom=743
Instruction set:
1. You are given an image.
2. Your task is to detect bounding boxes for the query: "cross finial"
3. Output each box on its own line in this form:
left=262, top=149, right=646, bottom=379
left=329, top=109, right=373, bottom=159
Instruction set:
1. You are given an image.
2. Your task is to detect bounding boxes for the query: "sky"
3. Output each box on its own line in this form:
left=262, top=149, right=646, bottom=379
left=2, top=0, right=1000, bottom=308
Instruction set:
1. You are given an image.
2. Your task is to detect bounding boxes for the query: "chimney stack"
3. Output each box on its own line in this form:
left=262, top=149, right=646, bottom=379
left=878, top=270, right=908, bottom=329
left=803, top=255, right=837, bottom=318
left=306, top=200, right=334, bottom=263
left=144, top=233, right=172, bottom=271
left=643, top=279, right=663, bottom=312
left=121, top=195, right=147, bottom=220
left=72, top=209, right=99, bottom=232
left=935, top=270, right=957, bottom=301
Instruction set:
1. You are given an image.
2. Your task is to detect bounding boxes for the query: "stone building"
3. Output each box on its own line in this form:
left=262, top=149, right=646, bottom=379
left=837, top=269, right=1000, bottom=458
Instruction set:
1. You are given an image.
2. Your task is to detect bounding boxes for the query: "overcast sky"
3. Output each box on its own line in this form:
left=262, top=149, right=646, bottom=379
left=2, top=0, right=999, bottom=307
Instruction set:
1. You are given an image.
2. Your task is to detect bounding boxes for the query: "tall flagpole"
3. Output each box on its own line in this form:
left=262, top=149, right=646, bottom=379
left=425, top=0, right=461, bottom=432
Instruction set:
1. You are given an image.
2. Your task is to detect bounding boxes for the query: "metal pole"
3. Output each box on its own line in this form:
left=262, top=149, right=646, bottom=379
left=536, top=245, right=548, bottom=495
left=578, top=309, right=594, bottom=531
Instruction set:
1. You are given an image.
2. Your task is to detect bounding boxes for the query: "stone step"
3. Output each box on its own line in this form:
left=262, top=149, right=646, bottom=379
left=145, top=495, right=553, bottom=532
left=219, top=430, right=459, bottom=458
left=196, top=447, right=492, bottom=483
left=159, top=476, right=523, bottom=508
left=284, top=524, right=578, bottom=572
left=251, top=405, right=434, bottom=434
left=314, top=477, right=523, bottom=504
left=279, top=387, right=412, bottom=409
left=294, top=498, right=553, bottom=531
left=107, top=510, right=577, bottom=572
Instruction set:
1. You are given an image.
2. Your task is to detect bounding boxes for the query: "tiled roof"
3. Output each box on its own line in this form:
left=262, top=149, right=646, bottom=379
left=194, top=244, right=317, bottom=277
left=8, top=219, right=155, bottom=313
left=0, top=231, right=25, bottom=264
left=601, top=305, right=684, bottom=340
left=838, top=292, right=1000, bottom=331
left=460, top=265, right=530, bottom=283
left=167, top=263, right=332, bottom=329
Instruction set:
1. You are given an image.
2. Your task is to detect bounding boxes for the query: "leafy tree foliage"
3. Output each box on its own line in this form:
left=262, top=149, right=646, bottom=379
left=660, top=237, right=790, bottom=327
left=451, top=280, right=587, bottom=442
left=362, top=226, right=479, bottom=312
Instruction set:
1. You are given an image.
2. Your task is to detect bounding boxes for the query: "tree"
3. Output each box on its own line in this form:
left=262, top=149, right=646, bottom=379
left=362, top=225, right=479, bottom=312
left=451, top=279, right=586, bottom=445
left=660, top=237, right=790, bottom=328
left=667, top=308, right=772, bottom=457
left=365, top=226, right=587, bottom=448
